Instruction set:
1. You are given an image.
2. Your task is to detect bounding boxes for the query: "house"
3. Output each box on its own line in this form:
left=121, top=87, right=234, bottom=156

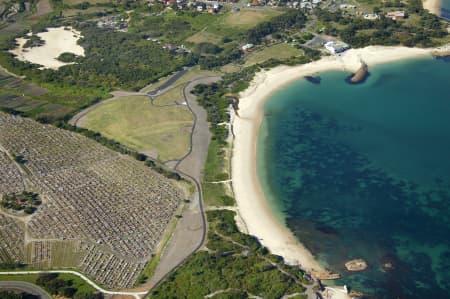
left=339, top=3, right=356, bottom=9
left=300, top=1, right=312, bottom=9
left=241, top=43, right=254, bottom=51
left=363, top=13, right=379, bottom=20
left=197, top=3, right=206, bottom=11
left=324, top=41, right=350, bottom=54
left=386, top=10, right=407, bottom=20
left=164, top=0, right=176, bottom=6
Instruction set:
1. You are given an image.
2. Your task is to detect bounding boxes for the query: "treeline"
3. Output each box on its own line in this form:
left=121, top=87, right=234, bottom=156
left=54, top=122, right=184, bottom=181
left=2, top=107, right=183, bottom=182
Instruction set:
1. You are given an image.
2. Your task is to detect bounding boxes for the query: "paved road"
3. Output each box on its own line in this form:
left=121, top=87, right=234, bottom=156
left=0, top=281, right=51, bottom=299
left=147, top=69, right=189, bottom=97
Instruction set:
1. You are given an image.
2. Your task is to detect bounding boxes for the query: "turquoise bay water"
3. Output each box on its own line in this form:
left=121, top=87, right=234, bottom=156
left=258, top=58, right=450, bottom=298
left=441, top=0, right=450, bottom=20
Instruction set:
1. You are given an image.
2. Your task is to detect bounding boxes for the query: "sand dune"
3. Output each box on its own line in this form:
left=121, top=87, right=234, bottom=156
left=9, top=26, right=85, bottom=70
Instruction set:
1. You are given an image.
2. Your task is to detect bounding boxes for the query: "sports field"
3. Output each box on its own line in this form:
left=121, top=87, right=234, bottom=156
left=224, top=9, right=283, bottom=29
left=83, top=96, right=193, bottom=161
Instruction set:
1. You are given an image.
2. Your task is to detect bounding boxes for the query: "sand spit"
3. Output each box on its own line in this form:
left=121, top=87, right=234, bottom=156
left=9, top=26, right=85, bottom=70
left=231, top=46, right=433, bottom=281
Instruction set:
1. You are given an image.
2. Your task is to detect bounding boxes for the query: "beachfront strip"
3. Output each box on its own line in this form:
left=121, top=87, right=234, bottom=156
left=0, top=112, right=183, bottom=288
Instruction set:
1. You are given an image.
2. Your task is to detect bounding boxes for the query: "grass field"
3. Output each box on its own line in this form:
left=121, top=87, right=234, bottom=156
left=186, top=31, right=223, bottom=44
left=220, top=63, right=242, bottom=73
left=63, top=0, right=112, bottom=5
left=153, top=86, right=185, bottom=106
left=63, top=7, right=110, bottom=17
left=83, top=96, right=194, bottom=162
left=224, top=8, right=283, bottom=29
left=244, top=43, right=303, bottom=67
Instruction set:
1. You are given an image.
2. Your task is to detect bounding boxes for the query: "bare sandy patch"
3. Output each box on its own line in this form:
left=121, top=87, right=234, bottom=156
left=9, top=26, right=85, bottom=70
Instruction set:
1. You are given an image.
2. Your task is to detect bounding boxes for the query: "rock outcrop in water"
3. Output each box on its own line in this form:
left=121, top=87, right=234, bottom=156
left=304, top=75, right=321, bottom=84
left=432, top=44, right=450, bottom=57
left=345, top=259, right=368, bottom=271
left=348, top=61, right=369, bottom=84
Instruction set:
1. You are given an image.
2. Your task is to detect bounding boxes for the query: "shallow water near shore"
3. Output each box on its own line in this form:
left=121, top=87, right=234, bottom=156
left=258, top=57, right=450, bottom=298
left=441, top=0, right=450, bottom=20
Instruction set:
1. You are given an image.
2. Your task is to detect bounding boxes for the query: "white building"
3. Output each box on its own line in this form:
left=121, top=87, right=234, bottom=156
left=340, top=3, right=356, bottom=9
left=242, top=43, right=254, bottom=51
left=324, top=41, right=350, bottom=54
left=363, top=13, right=379, bottom=20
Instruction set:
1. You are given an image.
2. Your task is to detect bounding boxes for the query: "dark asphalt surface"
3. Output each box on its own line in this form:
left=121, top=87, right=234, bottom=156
left=147, top=69, right=189, bottom=96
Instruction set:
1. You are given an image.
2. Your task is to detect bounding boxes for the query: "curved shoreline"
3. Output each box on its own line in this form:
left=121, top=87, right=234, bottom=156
left=231, top=46, right=433, bottom=279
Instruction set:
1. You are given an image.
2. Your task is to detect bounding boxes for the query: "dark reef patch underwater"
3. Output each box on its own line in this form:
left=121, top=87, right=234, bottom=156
left=258, top=58, right=450, bottom=298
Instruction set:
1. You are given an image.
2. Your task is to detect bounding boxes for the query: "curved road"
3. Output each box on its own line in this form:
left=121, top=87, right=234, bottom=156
left=0, top=281, right=51, bottom=299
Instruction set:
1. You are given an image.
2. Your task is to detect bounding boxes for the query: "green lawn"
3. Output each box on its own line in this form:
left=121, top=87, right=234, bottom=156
left=244, top=43, right=303, bottom=67
left=223, top=8, right=283, bottom=29
left=186, top=31, right=223, bottom=44
left=83, top=96, right=193, bottom=162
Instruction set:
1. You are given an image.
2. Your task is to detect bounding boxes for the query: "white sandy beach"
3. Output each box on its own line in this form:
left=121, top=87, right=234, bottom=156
left=423, top=0, right=442, bottom=16
left=231, top=46, right=434, bottom=280
left=9, top=27, right=85, bottom=70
